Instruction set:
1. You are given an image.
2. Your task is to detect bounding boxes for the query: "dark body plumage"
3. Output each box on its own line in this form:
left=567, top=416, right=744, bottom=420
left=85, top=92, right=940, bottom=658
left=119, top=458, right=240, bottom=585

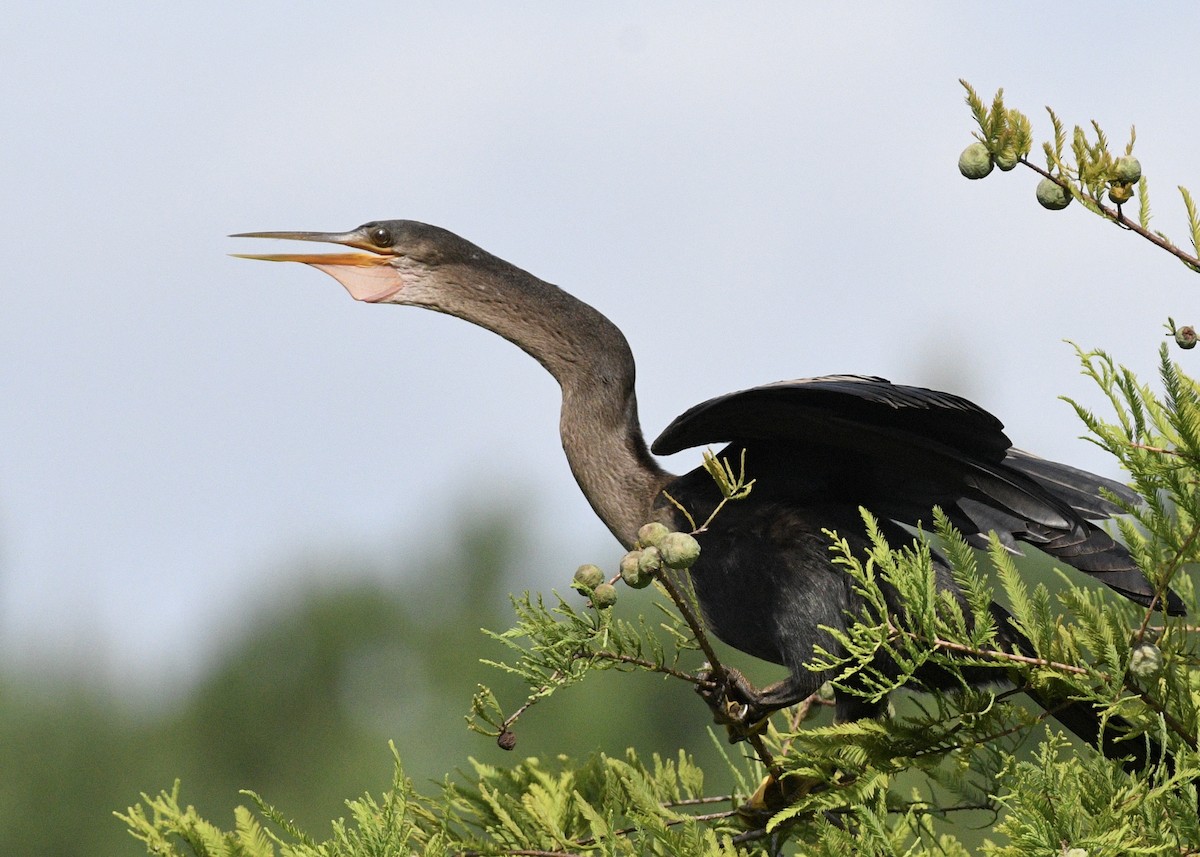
left=653, top=376, right=1183, bottom=724
left=236, top=219, right=1183, bottom=766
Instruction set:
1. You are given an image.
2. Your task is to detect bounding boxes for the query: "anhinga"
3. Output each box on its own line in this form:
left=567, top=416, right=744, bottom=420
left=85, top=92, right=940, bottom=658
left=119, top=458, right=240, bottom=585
left=234, top=220, right=1182, bottom=763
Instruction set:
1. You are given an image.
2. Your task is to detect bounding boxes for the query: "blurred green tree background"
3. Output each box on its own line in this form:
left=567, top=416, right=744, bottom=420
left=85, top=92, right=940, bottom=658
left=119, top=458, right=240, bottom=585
left=0, top=499, right=768, bottom=857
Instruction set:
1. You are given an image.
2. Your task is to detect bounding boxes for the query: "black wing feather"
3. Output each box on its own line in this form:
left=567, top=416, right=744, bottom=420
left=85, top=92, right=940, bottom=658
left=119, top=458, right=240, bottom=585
left=654, top=376, right=1183, bottom=614
left=653, top=375, right=1011, bottom=461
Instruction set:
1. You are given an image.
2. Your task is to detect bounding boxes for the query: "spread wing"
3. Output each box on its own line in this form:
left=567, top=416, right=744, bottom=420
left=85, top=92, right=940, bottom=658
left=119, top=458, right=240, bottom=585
left=653, top=376, right=1182, bottom=614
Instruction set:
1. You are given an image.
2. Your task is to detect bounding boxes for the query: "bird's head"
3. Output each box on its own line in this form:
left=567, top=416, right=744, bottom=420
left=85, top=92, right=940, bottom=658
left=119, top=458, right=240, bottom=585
left=232, top=220, right=482, bottom=304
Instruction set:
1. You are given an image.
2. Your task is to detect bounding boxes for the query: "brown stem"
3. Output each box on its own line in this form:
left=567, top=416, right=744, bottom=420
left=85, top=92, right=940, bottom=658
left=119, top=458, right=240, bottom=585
left=1135, top=516, right=1200, bottom=641
left=1147, top=624, right=1200, bottom=634
left=458, top=844, right=585, bottom=849
left=1021, top=159, right=1200, bottom=271
left=588, top=650, right=710, bottom=684
left=1128, top=441, right=1182, bottom=456
left=745, top=732, right=781, bottom=779
left=888, top=623, right=1094, bottom=677
left=574, top=806, right=741, bottom=848
left=656, top=571, right=725, bottom=679
left=664, top=795, right=736, bottom=807
left=500, top=672, right=563, bottom=732
left=1124, top=680, right=1198, bottom=751
left=778, top=692, right=834, bottom=757
left=655, top=569, right=782, bottom=775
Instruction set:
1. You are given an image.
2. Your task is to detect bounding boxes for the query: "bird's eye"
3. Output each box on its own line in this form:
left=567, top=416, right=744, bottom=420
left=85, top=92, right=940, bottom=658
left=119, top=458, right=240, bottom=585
left=368, top=225, right=393, bottom=246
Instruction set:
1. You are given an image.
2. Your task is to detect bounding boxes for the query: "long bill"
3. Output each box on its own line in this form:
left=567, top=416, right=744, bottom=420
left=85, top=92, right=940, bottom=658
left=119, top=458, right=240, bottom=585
left=230, top=230, right=405, bottom=303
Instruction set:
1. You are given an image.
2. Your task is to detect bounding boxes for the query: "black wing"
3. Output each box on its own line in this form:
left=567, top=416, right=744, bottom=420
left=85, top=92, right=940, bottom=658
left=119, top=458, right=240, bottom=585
left=654, top=375, right=1010, bottom=461
left=653, top=376, right=1183, bottom=614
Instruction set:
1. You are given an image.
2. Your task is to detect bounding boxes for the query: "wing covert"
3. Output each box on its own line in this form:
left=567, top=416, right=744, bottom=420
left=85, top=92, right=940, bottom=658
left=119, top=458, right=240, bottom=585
left=652, top=376, right=1010, bottom=462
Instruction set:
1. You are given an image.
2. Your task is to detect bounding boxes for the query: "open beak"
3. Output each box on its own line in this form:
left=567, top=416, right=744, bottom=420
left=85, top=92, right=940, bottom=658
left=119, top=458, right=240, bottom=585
left=230, top=230, right=405, bottom=303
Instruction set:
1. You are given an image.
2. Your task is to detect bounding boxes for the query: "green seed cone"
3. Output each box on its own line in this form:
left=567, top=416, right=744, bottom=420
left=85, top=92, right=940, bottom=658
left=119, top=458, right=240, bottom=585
left=1109, top=183, right=1134, bottom=205
left=573, top=564, right=605, bottom=590
left=1035, top=178, right=1072, bottom=210
left=637, top=522, right=671, bottom=548
left=659, top=532, right=701, bottom=569
left=620, top=550, right=654, bottom=588
left=1129, top=641, right=1162, bottom=676
left=637, top=546, right=663, bottom=574
left=958, top=142, right=993, bottom=180
left=1113, top=155, right=1142, bottom=184
left=592, top=582, right=618, bottom=609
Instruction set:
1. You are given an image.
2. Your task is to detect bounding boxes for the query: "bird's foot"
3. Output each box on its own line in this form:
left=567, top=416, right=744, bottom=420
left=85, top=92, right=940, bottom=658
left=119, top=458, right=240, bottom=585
left=736, top=771, right=825, bottom=824
left=695, top=665, right=774, bottom=742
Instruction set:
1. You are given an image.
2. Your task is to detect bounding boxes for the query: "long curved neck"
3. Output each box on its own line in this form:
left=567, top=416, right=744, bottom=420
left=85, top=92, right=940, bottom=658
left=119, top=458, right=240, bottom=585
left=398, top=252, right=672, bottom=547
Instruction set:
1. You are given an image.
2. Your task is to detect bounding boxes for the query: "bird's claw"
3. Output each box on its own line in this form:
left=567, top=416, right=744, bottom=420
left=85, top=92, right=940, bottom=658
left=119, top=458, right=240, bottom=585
left=695, top=665, right=771, bottom=741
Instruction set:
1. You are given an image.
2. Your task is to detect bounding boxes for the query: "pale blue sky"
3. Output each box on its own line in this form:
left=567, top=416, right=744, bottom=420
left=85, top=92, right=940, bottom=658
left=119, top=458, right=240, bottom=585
left=2, top=2, right=1198, bottom=691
